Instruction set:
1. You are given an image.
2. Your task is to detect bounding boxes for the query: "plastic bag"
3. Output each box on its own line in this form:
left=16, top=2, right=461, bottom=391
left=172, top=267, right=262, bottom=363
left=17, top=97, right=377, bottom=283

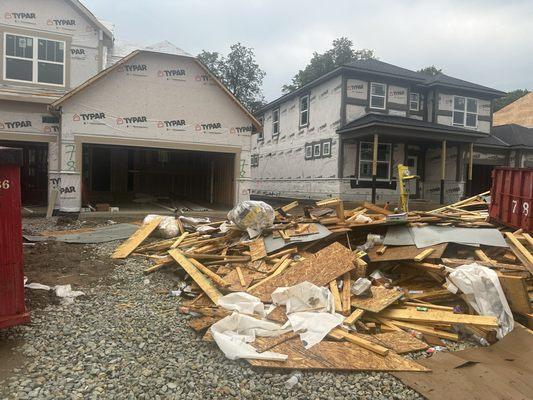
left=143, top=214, right=179, bottom=238
left=351, top=277, right=372, bottom=296
left=227, top=201, right=275, bottom=237
left=446, top=262, right=513, bottom=339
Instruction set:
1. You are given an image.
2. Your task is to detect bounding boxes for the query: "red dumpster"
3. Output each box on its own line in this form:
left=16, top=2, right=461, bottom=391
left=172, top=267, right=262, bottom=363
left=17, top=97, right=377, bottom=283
left=0, top=146, right=29, bottom=329
left=489, top=167, right=533, bottom=232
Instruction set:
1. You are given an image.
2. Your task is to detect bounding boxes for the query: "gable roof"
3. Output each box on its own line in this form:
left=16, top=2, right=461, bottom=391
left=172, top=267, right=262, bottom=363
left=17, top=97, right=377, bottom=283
left=258, top=58, right=505, bottom=114
left=50, top=50, right=261, bottom=131
left=478, top=124, right=533, bottom=148
left=68, top=0, right=113, bottom=40
left=493, top=93, right=533, bottom=128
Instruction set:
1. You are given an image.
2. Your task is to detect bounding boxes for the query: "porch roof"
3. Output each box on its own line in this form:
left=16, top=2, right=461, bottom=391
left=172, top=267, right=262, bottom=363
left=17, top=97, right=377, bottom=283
left=337, top=113, right=488, bottom=143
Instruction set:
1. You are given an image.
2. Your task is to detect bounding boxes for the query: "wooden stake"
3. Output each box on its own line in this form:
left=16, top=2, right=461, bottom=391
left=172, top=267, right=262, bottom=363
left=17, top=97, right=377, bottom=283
left=413, top=248, right=435, bottom=262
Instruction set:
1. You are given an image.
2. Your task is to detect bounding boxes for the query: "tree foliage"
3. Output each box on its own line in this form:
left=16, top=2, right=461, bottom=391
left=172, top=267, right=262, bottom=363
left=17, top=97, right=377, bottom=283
left=198, top=43, right=266, bottom=113
left=418, top=65, right=442, bottom=76
left=282, top=37, right=375, bottom=93
left=493, top=89, right=530, bottom=112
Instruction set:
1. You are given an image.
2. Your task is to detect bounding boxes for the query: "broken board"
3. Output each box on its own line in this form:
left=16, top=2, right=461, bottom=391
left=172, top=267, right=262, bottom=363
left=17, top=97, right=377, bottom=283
left=272, top=224, right=319, bottom=238
left=350, top=286, right=404, bottom=313
left=112, top=217, right=162, bottom=258
left=249, top=242, right=356, bottom=302
left=356, top=331, right=428, bottom=354
left=367, top=243, right=447, bottom=262
left=248, top=238, right=267, bottom=261
left=248, top=338, right=429, bottom=372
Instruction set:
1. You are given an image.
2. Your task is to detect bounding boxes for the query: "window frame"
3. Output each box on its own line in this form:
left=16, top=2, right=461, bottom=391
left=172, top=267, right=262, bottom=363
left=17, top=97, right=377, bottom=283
left=305, top=144, right=313, bottom=160
left=272, top=108, right=280, bottom=136
left=358, top=141, right=392, bottom=181
left=313, top=143, right=321, bottom=158
left=251, top=154, right=259, bottom=167
left=409, top=92, right=420, bottom=111
left=257, top=116, right=264, bottom=141
left=453, top=95, right=478, bottom=128
left=370, top=82, right=387, bottom=110
left=299, top=95, right=309, bottom=127
left=321, top=139, right=331, bottom=157
left=3, top=32, right=66, bottom=87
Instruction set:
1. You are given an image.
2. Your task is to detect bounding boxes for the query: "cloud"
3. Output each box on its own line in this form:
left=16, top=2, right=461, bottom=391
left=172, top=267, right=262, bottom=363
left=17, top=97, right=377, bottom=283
left=84, top=0, right=533, bottom=101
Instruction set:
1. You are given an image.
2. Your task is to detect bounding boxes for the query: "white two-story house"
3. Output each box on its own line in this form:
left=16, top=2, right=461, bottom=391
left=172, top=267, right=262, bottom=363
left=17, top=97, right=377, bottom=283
left=251, top=59, right=506, bottom=204
left=0, top=0, right=259, bottom=212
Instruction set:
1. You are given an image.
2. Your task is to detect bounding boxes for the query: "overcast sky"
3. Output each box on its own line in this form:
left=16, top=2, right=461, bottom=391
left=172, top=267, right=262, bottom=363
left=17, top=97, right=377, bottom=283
left=84, top=0, right=533, bottom=101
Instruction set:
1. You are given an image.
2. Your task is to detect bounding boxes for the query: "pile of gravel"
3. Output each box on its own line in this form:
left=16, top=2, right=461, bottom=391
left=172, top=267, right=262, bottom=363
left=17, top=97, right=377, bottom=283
left=1, top=240, right=423, bottom=399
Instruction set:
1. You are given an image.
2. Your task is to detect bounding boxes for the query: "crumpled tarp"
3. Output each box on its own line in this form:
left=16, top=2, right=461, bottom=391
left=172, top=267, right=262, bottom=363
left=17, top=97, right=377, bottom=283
left=446, top=263, right=514, bottom=339
left=217, top=292, right=265, bottom=317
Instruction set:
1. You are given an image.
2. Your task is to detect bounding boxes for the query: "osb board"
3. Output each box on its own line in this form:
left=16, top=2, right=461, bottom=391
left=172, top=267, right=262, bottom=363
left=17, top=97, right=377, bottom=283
left=265, top=306, right=288, bottom=324
left=272, top=224, right=319, bottom=238
left=188, top=316, right=220, bottom=332
left=249, top=242, right=355, bottom=302
left=356, top=331, right=428, bottom=354
left=112, top=217, right=162, bottom=259
left=248, top=338, right=429, bottom=372
left=254, top=332, right=299, bottom=353
left=498, top=274, right=531, bottom=314
left=350, top=286, right=403, bottom=313
left=367, top=243, right=447, bottom=262
left=223, top=267, right=266, bottom=292
left=248, top=238, right=267, bottom=261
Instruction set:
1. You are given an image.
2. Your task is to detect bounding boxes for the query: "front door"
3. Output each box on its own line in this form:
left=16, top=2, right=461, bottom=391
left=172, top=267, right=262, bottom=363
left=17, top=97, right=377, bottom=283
left=405, top=155, right=420, bottom=199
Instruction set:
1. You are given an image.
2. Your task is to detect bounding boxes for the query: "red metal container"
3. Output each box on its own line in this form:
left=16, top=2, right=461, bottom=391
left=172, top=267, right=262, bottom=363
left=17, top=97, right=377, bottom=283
left=489, top=167, right=533, bottom=232
left=0, top=146, right=29, bottom=329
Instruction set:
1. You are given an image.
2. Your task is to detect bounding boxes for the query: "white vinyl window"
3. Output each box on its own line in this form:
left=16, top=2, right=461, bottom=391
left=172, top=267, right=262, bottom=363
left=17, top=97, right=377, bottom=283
left=313, top=143, right=321, bottom=158
left=453, top=96, right=477, bottom=128
left=257, top=116, right=264, bottom=141
left=322, top=140, right=331, bottom=157
left=358, top=141, right=391, bottom=181
left=4, top=33, right=65, bottom=86
left=305, top=144, right=313, bottom=159
left=272, top=108, right=280, bottom=136
left=299, top=95, right=309, bottom=127
left=370, top=82, right=386, bottom=109
left=410, top=93, right=420, bottom=111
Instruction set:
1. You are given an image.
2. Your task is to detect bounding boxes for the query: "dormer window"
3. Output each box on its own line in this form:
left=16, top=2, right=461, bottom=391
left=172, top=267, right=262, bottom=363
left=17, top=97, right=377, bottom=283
left=410, top=93, right=420, bottom=111
left=453, top=96, right=477, bottom=128
left=4, top=33, right=65, bottom=86
left=370, top=82, right=386, bottom=109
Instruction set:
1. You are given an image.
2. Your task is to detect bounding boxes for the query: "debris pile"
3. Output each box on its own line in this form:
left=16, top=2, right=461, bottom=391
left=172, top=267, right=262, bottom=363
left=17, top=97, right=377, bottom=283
left=111, top=192, right=532, bottom=372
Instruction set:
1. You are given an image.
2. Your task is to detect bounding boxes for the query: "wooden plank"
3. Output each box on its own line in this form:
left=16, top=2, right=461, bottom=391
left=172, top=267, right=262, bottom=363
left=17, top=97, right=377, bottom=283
left=367, top=243, right=447, bottom=262
left=168, top=249, right=222, bottom=303
left=474, top=249, right=493, bottom=263
left=189, top=258, right=230, bottom=288
left=329, top=328, right=389, bottom=356
left=414, top=248, right=435, bottom=262
left=223, top=266, right=265, bottom=292
left=254, top=331, right=299, bottom=353
left=402, top=262, right=445, bottom=273
left=112, top=216, right=162, bottom=259
left=356, top=331, right=428, bottom=354
left=379, top=318, right=459, bottom=341
left=236, top=266, right=246, bottom=287
left=362, top=201, right=393, bottom=216
left=170, top=232, right=189, bottom=249
left=248, top=242, right=356, bottom=302
left=376, top=246, right=387, bottom=255
left=441, top=258, right=527, bottom=272
left=272, top=224, right=319, bottom=238
left=344, top=309, right=365, bottom=325
left=350, top=286, right=403, bottom=313
left=378, top=308, right=499, bottom=328
left=248, top=338, right=430, bottom=372
left=46, top=189, right=58, bottom=219
left=342, top=273, right=352, bottom=315
left=505, top=232, right=533, bottom=274
left=248, top=238, right=267, bottom=261
left=522, top=233, right=533, bottom=248
left=329, top=280, right=342, bottom=312
left=498, top=274, right=531, bottom=314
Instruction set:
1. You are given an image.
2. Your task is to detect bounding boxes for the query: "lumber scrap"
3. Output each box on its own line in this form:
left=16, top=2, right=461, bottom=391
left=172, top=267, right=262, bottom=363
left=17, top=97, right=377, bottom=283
left=329, top=328, right=389, bottom=356
left=112, top=216, right=162, bottom=259
left=362, top=201, right=393, bottom=216
left=247, top=338, right=430, bottom=372
left=356, top=331, right=429, bottom=354
left=248, top=238, right=267, bottom=261
left=498, top=274, right=531, bottom=314
left=350, top=286, right=403, bottom=313
left=168, top=249, right=222, bottom=303
left=344, top=308, right=365, bottom=325
left=342, top=273, right=352, bottom=315
left=189, top=258, right=230, bottom=288
left=367, top=243, right=447, bottom=262
left=329, top=280, right=342, bottom=312
left=248, top=242, right=356, bottom=302
left=441, top=258, right=527, bottom=272
left=414, top=248, right=435, bottom=262
left=379, top=319, right=459, bottom=341
left=505, top=232, right=533, bottom=274
left=378, top=307, right=499, bottom=328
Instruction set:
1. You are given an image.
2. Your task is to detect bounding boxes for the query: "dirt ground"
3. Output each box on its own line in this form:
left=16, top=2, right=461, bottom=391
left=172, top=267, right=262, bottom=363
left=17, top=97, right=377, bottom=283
left=0, top=233, right=119, bottom=384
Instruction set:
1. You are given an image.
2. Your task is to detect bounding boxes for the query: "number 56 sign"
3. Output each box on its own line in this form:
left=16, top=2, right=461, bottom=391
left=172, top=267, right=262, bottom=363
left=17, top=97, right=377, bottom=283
left=0, top=179, right=10, bottom=190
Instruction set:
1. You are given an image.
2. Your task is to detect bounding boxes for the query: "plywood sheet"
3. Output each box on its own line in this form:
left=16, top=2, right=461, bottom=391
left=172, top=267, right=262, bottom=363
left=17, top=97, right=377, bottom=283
left=357, top=331, right=428, bottom=354
left=498, top=274, right=531, bottom=314
left=350, top=286, right=403, bottom=313
left=249, top=242, right=356, bottom=302
left=188, top=316, right=220, bottom=332
left=112, top=217, right=162, bottom=258
left=223, top=267, right=266, bottom=292
left=272, top=224, right=319, bottom=238
left=248, top=338, right=429, bottom=372
left=248, top=238, right=267, bottom=261
left=367, top=243, right=447, bottom=262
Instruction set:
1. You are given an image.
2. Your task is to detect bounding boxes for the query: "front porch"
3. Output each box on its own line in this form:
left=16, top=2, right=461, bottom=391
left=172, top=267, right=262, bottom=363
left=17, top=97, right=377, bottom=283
left=337, top=114, right=488, bottom=205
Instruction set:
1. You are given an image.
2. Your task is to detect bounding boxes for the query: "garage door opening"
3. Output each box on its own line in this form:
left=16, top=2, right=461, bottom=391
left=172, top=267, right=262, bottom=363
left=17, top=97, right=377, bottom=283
left=0, top=141, right=48, bottom=205
left=82, top=144, right=235, bottom=209
left=471, top=164, right=495, bottom=195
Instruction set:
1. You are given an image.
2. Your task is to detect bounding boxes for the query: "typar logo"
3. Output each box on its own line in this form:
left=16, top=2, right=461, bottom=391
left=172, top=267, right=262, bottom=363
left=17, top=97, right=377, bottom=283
left=71, top=48, right=86, bottom=58
left=158, top=68, right=186, bottom=81
left=118, top=64, right=149, bottom=76
left=230, top=126, right=253, bottom=134
left=43, top=125, right=59, bottom=133
left=73, top=112, right=106, bottom=125
left=196, top=122, right=222, bottom=133
left=47, top=18, right=76, bottom=28
left=157, top=119, right=186, bottom=131
left=117, top=116, right=148, bottom=128
left=195, top=74, right=209, bottom=83
left=4, top=12, right=36, bottom=20
left=1, top=120, right=32, bottom=129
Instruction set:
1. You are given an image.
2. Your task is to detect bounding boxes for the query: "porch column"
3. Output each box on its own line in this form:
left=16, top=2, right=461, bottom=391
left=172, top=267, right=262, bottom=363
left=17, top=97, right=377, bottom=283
left=440, top=140, right=446, bottom=204
left=467, top=142, right=473, bottom=197
left=372, top=133, right=378, bottom=203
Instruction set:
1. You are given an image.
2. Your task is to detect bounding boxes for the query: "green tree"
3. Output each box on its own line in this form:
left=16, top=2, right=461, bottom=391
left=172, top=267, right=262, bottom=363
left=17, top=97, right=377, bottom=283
left=282, top=37, right=375, bottom=93
left=493, top=89, right=530, bottom=112
left=418, top=65, right=442, bottom=76
left=198, top=43, right=266, bottom=113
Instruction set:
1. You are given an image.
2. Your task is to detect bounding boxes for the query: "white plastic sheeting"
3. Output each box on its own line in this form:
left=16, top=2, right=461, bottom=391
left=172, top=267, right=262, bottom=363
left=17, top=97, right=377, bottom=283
left=227, top=201, right=275, bottom=238
left=217, top=292, right=265, bottom=317
left=446, top=263, right=514, bottom=339
left=144, top=215, right=179, bottom=238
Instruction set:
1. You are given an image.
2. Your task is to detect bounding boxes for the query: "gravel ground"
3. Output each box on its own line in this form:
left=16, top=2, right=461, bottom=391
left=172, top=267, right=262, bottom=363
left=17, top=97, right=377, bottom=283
left=1, top=222, right=427, bottom=399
